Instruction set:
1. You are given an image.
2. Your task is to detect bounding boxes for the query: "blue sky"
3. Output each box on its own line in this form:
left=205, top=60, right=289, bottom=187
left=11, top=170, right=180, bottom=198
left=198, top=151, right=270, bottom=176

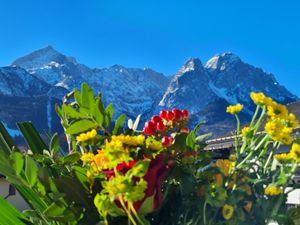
left=1, top=0, right=300, bottom=95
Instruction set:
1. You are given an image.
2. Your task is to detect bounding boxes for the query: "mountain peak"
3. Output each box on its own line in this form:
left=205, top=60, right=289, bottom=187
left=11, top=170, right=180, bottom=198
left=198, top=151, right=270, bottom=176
left=205, top=52, right=241, bottom=71
left=12, top=46, right=76, bottom=69
left=179, top=57, right=203, bottom=74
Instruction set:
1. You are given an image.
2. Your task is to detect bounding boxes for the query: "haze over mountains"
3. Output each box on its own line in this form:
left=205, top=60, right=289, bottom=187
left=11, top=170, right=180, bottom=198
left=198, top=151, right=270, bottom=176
left=0, top=46, right=297, bottom=137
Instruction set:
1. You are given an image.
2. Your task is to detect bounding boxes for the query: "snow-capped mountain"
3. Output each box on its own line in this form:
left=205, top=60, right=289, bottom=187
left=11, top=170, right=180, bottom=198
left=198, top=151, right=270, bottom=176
left=159, top=58, right=219, bottom=114
left=205, top=53, right=297, bottom=109
left=12, top=46, right=169, bottom=118
left=159, top=53, right=298, bottom=135
left=0, top=46, right=298, bottom=138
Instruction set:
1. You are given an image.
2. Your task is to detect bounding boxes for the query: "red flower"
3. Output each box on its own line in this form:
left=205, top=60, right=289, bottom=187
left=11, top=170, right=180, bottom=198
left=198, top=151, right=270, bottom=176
left=134, top=153, right=168, bottom=211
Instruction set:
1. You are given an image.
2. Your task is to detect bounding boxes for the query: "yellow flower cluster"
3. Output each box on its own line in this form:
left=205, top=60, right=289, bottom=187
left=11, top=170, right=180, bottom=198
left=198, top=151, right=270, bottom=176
left=265, top=120, right=293, bottom=145
left=241, top=126, right=251, bottom=137
left=81, top=150, right=109, bottom=173
left=222, top=204, right=234, bottom=220
left=267, top=103, right=288, bottom=118
left=215, top=159, right=231, bottom=176
left=291, top=143, right=300, bottom=162
left=274, top=152, right=293, bottom=162
left=102, top=172, right=148, bottom=203
left=250, top=92, right=273, bottom=106
left=255, top=93, right=299, bottom=145
left=101, top=135, right=146, bottom=168
left=214, top=159, right=236, bottom=187
left=106, top=134, right=145, bottom=148
left=264, top=185, right=283, bottom=196
left=274, top=143, right=300, bottom=163
left=76, top=129, right=97, bottom=142
left=226, top=103, right=243, bottom=114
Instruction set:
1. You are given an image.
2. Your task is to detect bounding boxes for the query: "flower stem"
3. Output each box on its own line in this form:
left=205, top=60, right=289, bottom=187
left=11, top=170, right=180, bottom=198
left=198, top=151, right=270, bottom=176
left=263, top=151, right=273, bottom=174
left=253, top=106, right=266, bottom=134
left=250, top=105, right=260, bottom=127
left=129, top=202, right=145, bottom=225
left=203, top=201, right=208, bottom=225
left=119, top=196, right=137, bottom=225
left=234, top=114, right=241, bottom=156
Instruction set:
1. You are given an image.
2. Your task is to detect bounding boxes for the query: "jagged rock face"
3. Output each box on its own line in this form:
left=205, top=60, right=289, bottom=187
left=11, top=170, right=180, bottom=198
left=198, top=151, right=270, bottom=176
left=0, top=46, right=298, bottom=138
left=11, top=46, right=169, bottom=118
left=158, top=53, right=298, bottom=136
left=0, top=66, right=50, bottom=96
left=205, top=53, right=297, bottom=108
left=159, top=58, right=220, bottom=113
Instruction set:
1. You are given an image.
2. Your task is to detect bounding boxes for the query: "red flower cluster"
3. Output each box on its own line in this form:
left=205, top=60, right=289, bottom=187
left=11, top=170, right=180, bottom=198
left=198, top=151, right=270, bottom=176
left=143, top=109, right=189, bottom=147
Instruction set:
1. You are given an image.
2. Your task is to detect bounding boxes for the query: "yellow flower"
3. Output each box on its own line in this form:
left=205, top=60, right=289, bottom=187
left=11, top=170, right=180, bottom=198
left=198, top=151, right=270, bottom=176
left=229, top=154, right=237, bottom=162
left=241, top=126, right=251, bottom=137
left=81, top=153, right=95, bottom=163
left=286, top=113, right=299, bottom=129
left=226, top=103, right=243, bottom=114
left=215, top=159, right=231, bottom=176
left=108, top=135, right=145, bottom=147
left=214, top=159, right=235, bottom=186
left=222, top=204, right=234, bottom=220
left=264, top=185, right=283, bottom=196
left=250, top=92, right=274, bottom=106
left=274, top=152, right=293, bottom=162
left=267, top=103, right=288, bottom=119
left=94, top=150, right=109, bottom=170
left=76, top=129, right=97, bottom=142
left=291, top=143, right=300, bottom=162
left=265, top=119, right=293, bottom=145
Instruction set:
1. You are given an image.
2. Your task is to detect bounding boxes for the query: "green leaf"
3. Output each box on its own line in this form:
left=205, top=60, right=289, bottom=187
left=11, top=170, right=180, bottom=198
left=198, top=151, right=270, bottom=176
left=186, top=122, right=204, bottom=150
left=63, top=152, right=81, bottom=164
left=195, top=133, right=212, bottom=142
left=74, top=89, right=82, bottom=106
left=72, top=166, right=89, bottom=191
left=55, top=176, right=90, bottom=207
left=55, top=104, right=63, bottom=118
left=92, top=98, right=104, bottom=128
left=128, top=160, right=150, bottom=178
left=138, top=195, right=154, bottom=215
left=10, top=152, right=24, bottom=175
left=43, top=202, right=66, bottom=217
left=62, top=104, right=84, bottom=119
left=112, top=114, right=126, bottom=135
left=104, top=103, right=114, bottom=127
left=0, top=195, right=32, bottom=225
left=81, top=83, right=94, bottom=109
left=65, top=120, right=97, bottom=135
left=49, top=133, right=60, bottom=154
left=15, top=184, right=48, bottom=212
left=25, top=156, right=38, bottom=187
left=0, top=122, right=18, bottom=155
left=17, top=122, right=48, bottom=154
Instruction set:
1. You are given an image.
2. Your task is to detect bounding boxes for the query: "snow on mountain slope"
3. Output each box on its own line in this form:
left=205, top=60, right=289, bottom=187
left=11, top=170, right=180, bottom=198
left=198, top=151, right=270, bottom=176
left=12, top=46, right=169, bottom=118
left=159, top=53, right=298, bottom=136
left=0, top=66, right=50, bottom=96
left=1, top=46, right=297, bottom=137
left=205, top=53, right=298, bottom=108
left=159, top=58, right=220, bottom=113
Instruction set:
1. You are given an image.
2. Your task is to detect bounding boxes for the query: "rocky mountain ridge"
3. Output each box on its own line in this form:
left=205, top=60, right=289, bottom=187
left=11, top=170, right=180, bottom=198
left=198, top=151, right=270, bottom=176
left=1, top=46, right=297, bottom=137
